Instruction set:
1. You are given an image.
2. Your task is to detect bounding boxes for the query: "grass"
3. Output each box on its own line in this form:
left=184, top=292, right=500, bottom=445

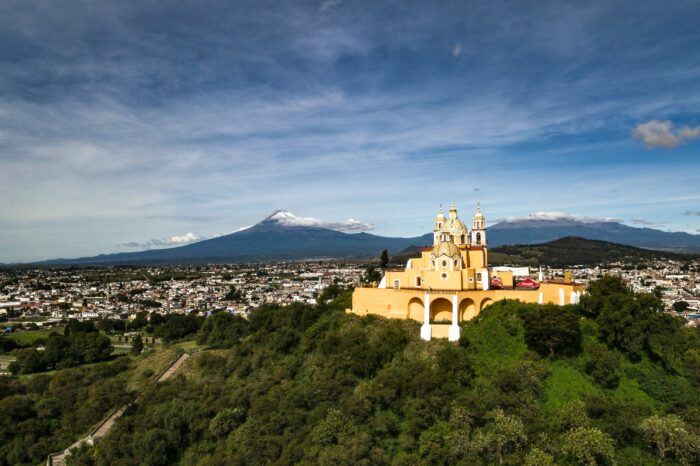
left=127, top=346, right=180, bottom=391
left=112, top=345, right=132, bottom=355
left=177, top=348, right=226, bottom=380
left=4, top=327, right=64, bottom=344
left=6, top=316, right=49, bottom=323
left=171, top=339, right=207, bottom=351
left=542, top=360, right=602, bottom=414
left=462, top=302, right=528, bottom=376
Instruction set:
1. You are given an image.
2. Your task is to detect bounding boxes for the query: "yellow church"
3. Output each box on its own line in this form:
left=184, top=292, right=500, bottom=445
left=349, top=203, right=585, bottom=341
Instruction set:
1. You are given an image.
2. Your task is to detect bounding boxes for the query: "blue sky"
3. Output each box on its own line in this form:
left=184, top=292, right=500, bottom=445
left=1, top=0, right=700, bottom=262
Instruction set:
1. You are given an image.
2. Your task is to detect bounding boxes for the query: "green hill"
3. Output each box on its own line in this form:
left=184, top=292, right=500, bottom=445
left=392, top=236, right=698, bottom=269
left=489, top=236, right=699, bottom=267
left=2, top=279, right=699, bottom=465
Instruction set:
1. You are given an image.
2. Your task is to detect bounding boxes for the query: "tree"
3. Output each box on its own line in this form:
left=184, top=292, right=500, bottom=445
left=196, top=312, right=248, bottom=347
left=132, top=334, right=144, bottom=354
left=149, top=313, right=165, bottom=326
left=128, top=312, right=148, bottom=331
left=15, top=348, right=47, bottom=374
left=579, top=275, right=630, bottom=318
left=673, top=301, right=690, bottom=313
left=209, top=407, right=246, bottom=438
left=154, top=314, right=202, bottom=342
left=64, top=319, right=97, bottom=336
left=317, top=284, right=348, bottom=306
left=561, top=427, right=616, bottom=466
left=44, top=334, right=67, bottom=368
left=522, top=305, right=582, bottom=358
left=557, top=400, right=590, bottom=432
left=380, top=249, right=389, bottom=268
left=480, top=408, right=528, bottom=464
left=524, top=448, right=554, bottom=466
left=640, top=414, right=700, bottom=465
left=224, top=286, right=243, bottom=301
left=583, top=346, right=621, bottom=389
left=362, top=265, right=382, bottom=285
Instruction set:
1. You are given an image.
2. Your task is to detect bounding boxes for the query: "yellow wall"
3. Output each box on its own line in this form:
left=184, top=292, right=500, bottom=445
left=350, top=282, right=585, bottom=326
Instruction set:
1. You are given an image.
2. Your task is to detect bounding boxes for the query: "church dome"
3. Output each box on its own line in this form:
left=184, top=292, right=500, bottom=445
left=431, top=241, right=461, bottom=258
left=441, top=217, right=468, bottom=235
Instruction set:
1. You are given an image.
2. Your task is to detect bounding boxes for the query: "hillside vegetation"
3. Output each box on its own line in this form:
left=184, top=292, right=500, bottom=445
left=489, top=236, right=699, bottom=268
left=38, top=277, right=698, bottom=466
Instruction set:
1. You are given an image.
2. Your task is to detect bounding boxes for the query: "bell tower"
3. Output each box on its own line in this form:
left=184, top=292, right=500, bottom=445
left=433, top=206, right=446, bottom=245
left=470, top=203, right=486, bottom=246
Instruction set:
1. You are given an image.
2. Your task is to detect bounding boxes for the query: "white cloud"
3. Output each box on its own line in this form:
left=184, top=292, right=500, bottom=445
left=633, top=120, right=700, bottom=148
left=266, top=210, right=374, bottom=232
left=120, top=231, right=219, bottom=249
left=499, top=211, right=623, bottom=223
left=452, top=42, right=463, bottom=57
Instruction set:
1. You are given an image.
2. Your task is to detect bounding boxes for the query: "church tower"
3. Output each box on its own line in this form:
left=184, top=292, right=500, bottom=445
left=433, top=206, right=446, bottom=245
left=470, top=203, right=486, bottom=246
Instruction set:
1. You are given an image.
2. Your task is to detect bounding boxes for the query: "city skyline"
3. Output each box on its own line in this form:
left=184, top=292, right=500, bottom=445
left=2, top=0, right=700, bottom=262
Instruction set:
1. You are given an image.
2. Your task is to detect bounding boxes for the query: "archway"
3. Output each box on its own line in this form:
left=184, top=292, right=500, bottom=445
left=407, top=297, right=424, bottom=321
left=430, top=297, right=452, bottom=322
left=459, top=298, right=476, bottom=321
left=480, top=297, right=494, bottom=311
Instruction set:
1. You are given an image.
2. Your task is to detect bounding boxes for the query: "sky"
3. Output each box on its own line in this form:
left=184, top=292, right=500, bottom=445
left=1, top=0, right=700, bottom=262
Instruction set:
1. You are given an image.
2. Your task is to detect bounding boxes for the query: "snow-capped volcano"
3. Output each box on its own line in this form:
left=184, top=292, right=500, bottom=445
left=261, top=209, right=374, bottom=233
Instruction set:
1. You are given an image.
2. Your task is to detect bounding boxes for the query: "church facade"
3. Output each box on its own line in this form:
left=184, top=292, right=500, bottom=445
left=349, top=203, right=585, bottom=341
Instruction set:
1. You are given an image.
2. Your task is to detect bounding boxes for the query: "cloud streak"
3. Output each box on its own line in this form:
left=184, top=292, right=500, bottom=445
left=630, top=218, right=660, bottom=227
left=120, top=232, right=220, bottom=249
left=498, top=211, right=623, bottom=224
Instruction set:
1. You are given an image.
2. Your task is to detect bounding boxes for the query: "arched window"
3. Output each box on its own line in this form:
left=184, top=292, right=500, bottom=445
left=441, top=260, right=447, bottom=268
left=416, top=276, right=422, bottom=287
left=460, top=234, right=465, bottom=243
left=476, top=232, right=482, bottom=244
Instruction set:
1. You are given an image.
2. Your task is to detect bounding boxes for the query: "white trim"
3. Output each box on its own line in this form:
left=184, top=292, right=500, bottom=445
left=449, top=295, right=460, bottom=341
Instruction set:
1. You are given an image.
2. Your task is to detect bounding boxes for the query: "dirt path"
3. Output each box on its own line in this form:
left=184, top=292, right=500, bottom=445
left=157, top=352, right=190, bottom=382
left=47, top=352, right=192, bottom=465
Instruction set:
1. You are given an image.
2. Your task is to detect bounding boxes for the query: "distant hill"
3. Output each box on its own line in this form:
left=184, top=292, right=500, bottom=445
left=487, top=218, right=700, bottom=252
left=489, top=236, right=698, bottom=268
left=391, top=236, right=697, bottom=268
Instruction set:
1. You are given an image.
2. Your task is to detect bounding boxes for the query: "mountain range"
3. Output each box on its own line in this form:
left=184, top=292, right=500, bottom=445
left=487, top=218, right=700, bottom=252
left=30, top=210, right=700, bottom=265
left=36, top=211, right=433, bottom=265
